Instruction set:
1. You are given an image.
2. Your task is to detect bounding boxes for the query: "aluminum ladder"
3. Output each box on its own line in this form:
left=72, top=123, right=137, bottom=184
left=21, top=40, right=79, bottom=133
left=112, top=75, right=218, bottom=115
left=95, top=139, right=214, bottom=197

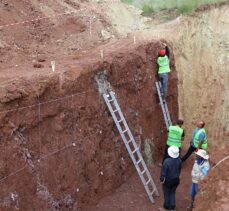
left=155, top=81, right=172, bottom=130
left=103, top=90, right=159, bottom=204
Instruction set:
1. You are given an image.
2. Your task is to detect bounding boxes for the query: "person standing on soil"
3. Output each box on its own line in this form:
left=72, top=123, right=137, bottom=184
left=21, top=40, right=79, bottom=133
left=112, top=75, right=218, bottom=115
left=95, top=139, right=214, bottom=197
left=162, top=119, right=185, bottom=163
left=187, top=149, right=210, bottom=210
left=181, top=120, right=208, bottom=162
left=160, top=146, right=181, bottom=211
left=157, top=43, right=171, bottom=101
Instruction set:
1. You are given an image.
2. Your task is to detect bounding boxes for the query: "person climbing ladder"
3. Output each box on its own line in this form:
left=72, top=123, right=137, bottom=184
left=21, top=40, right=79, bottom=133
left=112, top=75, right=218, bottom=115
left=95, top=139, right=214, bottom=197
left=157, top=43, right=171, bottom=101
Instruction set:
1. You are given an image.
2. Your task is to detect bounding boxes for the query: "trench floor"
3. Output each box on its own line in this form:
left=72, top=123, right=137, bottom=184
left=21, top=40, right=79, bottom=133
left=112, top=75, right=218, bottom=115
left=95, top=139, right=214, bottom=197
left=86, top=155, right=194, bottom=211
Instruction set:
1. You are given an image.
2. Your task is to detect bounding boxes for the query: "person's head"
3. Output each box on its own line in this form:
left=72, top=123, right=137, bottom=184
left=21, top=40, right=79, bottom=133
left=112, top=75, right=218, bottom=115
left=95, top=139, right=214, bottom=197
left=195, top=149, right=209, bottom=160
left=159, top=49, right=166, bottom=57
left=168, top=146, right=179, bottom=159
left=196, top=120, right=205, bottom=128
left=177, top=119, right=184, bottom=127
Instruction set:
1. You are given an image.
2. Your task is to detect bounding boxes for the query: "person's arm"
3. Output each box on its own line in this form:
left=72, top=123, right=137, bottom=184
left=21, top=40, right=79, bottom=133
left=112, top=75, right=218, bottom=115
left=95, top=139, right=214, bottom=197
left=178, top=160, right=182, bottom=175
left=160, top=161, right=168, bottom=183
left=181, top=130, right=185, bottom=141
left=198, top=141, right=202, bottom=149
left=200, top=162, right=210, bottom=180
left=165, top=46, right=170, bottom=59
left=197, top=132, right=205, bottom=149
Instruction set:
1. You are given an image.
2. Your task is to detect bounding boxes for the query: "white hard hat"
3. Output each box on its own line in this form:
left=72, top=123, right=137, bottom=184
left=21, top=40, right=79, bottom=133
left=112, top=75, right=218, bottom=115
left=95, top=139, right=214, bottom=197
left=195, top=149, right=209, bottom=160
left=168, top=146, right=179, bottom=158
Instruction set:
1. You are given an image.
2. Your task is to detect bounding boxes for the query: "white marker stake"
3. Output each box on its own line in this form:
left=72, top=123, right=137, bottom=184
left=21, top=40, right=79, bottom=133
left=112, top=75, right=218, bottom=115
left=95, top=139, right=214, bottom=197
left=134, top=36, right=136, bottom=44
left=51, top=61, right=55, bottom=72
left=100, top=50, right=104, bottom=60
left=89, top=16, right=92, bottom=35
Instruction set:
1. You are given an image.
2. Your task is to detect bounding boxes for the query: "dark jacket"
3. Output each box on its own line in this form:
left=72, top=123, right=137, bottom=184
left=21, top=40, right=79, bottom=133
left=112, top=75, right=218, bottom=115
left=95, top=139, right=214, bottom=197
left=160, top=157, right=181, bottom=187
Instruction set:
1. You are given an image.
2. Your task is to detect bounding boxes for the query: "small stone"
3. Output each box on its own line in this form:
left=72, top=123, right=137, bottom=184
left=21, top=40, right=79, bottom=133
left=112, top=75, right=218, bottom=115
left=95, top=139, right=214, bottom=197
left=101, top=30, right=112, bottom=40
left=38, top=58, right=46, bottom=62
left=33, top=63, right=44, bottom=68
left=6, top=85, right=17, bottom=93
left=72, top=143, right=76, bottom=147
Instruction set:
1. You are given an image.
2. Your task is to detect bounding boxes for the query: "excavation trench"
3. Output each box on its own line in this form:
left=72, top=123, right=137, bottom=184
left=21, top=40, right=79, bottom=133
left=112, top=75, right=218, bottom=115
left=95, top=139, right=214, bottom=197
left=0, top=40, right=178, bottom=210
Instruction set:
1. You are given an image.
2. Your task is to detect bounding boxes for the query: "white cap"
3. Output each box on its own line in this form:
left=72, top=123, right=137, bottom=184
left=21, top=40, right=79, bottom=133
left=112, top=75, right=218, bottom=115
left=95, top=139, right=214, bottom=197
left=168, top=146, right=179, bottom=158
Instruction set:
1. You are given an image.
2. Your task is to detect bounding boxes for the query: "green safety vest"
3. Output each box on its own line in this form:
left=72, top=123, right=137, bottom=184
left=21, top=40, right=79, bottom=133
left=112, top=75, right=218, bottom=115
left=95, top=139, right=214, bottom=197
left=157, top=55, right=170, bottom=74
left=167, top=125, right=183, bottom=148
left=194, top=128, right=208, bottom=149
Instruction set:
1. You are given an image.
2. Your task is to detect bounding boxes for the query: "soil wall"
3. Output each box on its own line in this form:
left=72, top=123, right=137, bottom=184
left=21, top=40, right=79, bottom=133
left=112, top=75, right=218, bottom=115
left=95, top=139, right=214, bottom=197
left=0, top=40, right=178, bottom=210
left=174, top=4, right=229, bottom=148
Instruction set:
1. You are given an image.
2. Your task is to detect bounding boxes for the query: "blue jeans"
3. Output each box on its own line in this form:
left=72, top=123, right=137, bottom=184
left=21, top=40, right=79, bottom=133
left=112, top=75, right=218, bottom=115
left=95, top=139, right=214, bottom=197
left=190, top=183, right=198, bottom=201
left=159, top=73, right=169, bottom=99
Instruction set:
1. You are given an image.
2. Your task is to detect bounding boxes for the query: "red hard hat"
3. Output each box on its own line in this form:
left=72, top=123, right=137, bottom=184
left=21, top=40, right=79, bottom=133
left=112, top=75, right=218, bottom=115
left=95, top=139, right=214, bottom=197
left=159, top=49, right=166, bottom=56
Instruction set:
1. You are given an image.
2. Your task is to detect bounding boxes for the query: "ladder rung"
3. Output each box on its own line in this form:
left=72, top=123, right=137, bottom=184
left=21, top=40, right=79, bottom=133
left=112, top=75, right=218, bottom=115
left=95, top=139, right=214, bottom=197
left=132, top=148, right=139, bottom=154
left=151, top=189, right=156, bottom=195
left=127, top=139, right=132, bottom=144
left=113, top=109, right=119, bottom=112
left=141, top=169, right=146, bottom=175
left=146, top=179, right=151, bottom=185
left=137, top=159, right=142, bottom=164
left=117, top=119, right=123, bottom=123
left=122, top=129, right=128, bottom=134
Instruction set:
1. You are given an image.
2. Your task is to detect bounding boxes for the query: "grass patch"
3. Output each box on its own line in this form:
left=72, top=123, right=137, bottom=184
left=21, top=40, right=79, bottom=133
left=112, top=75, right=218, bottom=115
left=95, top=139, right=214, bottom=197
left=121, top=0, right=133, bottom=4
left=122, top=0, right=227, bottom=14
left=177, top=2, right=197, bottom=14
left=142, top=4, right=155, bottom=13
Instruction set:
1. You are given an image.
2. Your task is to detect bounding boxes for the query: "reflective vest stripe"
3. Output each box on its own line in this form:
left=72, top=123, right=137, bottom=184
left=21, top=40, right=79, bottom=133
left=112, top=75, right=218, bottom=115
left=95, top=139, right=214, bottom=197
left=194, top=128, right=208, bottom=149
left=167, top=126, right=183, bottom=147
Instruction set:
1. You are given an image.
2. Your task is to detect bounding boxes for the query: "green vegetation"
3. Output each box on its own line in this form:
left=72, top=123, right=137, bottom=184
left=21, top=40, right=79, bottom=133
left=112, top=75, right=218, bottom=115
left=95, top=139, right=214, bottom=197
left=121, top=0, right=227, bottom=14
left=121, top=0, right=133, bottom=4
left=142, top=4, right=155, bottom=13
left=177, top=1, right=198, bottom=14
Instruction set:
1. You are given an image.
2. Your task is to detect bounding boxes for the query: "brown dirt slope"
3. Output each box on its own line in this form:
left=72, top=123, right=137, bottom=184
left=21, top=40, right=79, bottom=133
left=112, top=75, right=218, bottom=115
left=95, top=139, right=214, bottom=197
left=0, top=0, right=112, bottom=68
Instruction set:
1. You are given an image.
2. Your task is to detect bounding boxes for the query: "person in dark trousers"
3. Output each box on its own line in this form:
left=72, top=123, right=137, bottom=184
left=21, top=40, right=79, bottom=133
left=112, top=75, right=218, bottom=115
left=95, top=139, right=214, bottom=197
left=160, top=146, right=182, bottom=211
left=157, top=43, right=170, bottom=101
left=162, top=119, right=185, bottom=163
left=181, top=120, right=208, bottom=162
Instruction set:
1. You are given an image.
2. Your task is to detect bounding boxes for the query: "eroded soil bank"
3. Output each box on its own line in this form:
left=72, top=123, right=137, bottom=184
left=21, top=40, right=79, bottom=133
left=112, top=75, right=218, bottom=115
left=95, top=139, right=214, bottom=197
left=0, top=40, right=178, bottom=210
